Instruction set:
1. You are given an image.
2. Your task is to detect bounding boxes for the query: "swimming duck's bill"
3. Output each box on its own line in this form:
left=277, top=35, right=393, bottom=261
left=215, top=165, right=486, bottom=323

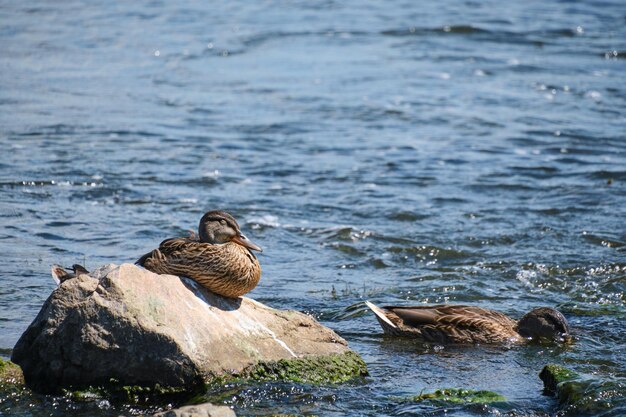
left=232, top=233, right=262, bottom=252
left=525, top=333, right=574, bottom=345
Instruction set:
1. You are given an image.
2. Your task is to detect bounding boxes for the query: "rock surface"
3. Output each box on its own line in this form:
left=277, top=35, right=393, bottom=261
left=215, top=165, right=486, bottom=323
left=151, top=403, right=235, bottom=417
left=540, top=364, right=626, bottom=415
left=0, top=358, right=24, bottom=386
left=12, top=263, right=366, bottom=393
left=411, top=388, right=506, bottom=404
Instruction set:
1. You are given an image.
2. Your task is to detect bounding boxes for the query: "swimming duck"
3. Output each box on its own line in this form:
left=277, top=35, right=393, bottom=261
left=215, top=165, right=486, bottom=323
left=136, top=210, right=262, bottom=298
left=365, top=301, right=570, bottom=344
left=51, top=264, right=90, bottom=285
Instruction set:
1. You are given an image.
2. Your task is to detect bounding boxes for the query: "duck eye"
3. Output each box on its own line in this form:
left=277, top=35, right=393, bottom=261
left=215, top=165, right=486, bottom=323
left=220, top=220, right=226, bottom=225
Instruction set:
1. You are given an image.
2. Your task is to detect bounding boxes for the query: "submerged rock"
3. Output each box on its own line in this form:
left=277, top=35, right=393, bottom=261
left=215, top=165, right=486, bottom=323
left=152, top=402, right=235, bottom=417
left=540, top=364, right=626, bottom=415
left=11, top=264, right=366, bottom=394
left=411, top=388, right=506, bottom=404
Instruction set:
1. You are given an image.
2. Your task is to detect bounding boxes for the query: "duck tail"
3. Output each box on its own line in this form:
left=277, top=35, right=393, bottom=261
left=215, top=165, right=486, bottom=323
left=365, top=301, right=397, bottom=329
left=51, top=264, right=71, bottom=285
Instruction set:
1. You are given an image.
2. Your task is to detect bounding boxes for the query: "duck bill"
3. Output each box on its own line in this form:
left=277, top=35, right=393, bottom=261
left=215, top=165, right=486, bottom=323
left=232, top=234, right=262, bottom=252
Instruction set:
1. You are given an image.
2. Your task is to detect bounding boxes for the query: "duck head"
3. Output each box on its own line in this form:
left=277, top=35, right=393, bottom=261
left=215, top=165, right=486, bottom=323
left=198, top=210, right=262, bottom=252
left=517, top=307, right=571, bottom=342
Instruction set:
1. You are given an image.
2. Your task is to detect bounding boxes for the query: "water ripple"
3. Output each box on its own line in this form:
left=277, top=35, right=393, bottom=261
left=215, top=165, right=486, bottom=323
left=2, top=0, right=626, bottom=416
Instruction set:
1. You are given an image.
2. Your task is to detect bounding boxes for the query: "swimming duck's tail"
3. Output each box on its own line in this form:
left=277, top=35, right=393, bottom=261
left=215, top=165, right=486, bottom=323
left=365, top=301, right=397, bottom=329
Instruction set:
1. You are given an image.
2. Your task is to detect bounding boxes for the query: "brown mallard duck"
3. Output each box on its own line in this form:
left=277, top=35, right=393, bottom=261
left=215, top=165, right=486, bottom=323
left=136, top=210, right=262, bottom=298
left=51, top=264, right=90, bottom=285
left=365, top=301, right=570, bottom=344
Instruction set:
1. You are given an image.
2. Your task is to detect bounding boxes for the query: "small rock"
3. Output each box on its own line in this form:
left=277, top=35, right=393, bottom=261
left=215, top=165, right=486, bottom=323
left=151, top=403, right=235, bottom=417
left=411, top=388, right=506, bottom=404
left=539, top=364, right=579, bottom=396
left=540, top=364, right=626, bottom=415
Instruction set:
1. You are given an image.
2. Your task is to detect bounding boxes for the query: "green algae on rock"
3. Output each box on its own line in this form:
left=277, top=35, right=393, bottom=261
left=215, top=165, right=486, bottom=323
left=412, top=388, right=506, bottom=404
left=0, top=358, right=24, bottom=386
left=539, top=364, right=579, bottom=396
left=64, top=380, right=201, bottom=404
left=239, top=351, right=368, bottom=384
left=13, top=352, right=367, bottom=406
left=0, top=358, right=29, bottom=409
left=540, top=364, right=626, bottom=415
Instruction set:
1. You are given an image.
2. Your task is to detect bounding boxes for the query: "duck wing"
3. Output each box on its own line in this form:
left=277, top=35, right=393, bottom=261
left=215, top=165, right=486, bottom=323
left=387, top=305, right=514, bottom=327
left=382, top=305, right=519, bottom=343
left=137, top=238, right=261, bottom=298
left=137, top=237, right=222, bottom=273
left=136, top=237, right=196, bottom=266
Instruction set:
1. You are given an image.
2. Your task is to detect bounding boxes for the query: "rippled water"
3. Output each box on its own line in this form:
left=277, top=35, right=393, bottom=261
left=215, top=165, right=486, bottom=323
left=1, top=0, right=625, bottom=416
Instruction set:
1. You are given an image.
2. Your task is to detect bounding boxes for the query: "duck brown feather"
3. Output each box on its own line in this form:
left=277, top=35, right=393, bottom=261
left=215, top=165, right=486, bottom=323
left=50, top=264, right=90, bottom=285
left=138, top=238, right=261, bottom=298
left=366, top=302, right=548, bottom=344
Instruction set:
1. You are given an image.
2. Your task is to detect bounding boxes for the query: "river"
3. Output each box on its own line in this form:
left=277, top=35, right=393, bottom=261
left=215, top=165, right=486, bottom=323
left=1, top=0, right=625, bottom=415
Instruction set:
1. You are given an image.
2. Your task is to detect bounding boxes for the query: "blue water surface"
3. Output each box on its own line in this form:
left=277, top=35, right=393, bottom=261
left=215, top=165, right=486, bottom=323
left=1, top=0, right=625, bottom=416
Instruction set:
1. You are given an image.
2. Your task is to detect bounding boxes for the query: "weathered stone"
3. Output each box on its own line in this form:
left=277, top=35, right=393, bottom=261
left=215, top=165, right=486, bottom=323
left=539, top=364, right=579, bottom=397
left=65, top=382, right=192, bottom=404
left=12, top=263, right=366, bottom=394
left=540, top=364, right=626, bottom=415
left=411, top=388, right=506, bottom=404
left=151, top=402, right=235, bottom=417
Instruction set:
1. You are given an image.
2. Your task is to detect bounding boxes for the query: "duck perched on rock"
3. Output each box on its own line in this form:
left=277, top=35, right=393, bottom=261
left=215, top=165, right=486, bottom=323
left=365, top=301, right=570, bottom=344
left=136, top=210, right=262, bottom=298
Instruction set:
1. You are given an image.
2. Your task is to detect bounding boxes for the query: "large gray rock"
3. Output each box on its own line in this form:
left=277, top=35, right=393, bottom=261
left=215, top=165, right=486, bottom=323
left=12, top=264, right=365, bottom=393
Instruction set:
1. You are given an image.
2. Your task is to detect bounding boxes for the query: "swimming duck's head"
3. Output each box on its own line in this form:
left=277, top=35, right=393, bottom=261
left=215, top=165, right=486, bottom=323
left=198, top=210, right=262, bottom=252
left=517, top=307, right=571, bottom=342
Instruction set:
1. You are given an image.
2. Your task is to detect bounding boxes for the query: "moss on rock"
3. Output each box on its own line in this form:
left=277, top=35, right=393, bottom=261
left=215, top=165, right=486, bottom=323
left=539, top=364, right=579, bottom=396
left=238, top=351, right=368, bottom=384
left=0, top=358, right=24, bottom=386
left=64, top=386, right=106, bottom=401
left=64, top=381, right=201, bottom=404
left=57, top=352, right=366, bottom=404
left=540, top=364, right=626, bottom=415
left=0, top=358, right=28, bottom=405
left=411, top=388, right=506, bottom=404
